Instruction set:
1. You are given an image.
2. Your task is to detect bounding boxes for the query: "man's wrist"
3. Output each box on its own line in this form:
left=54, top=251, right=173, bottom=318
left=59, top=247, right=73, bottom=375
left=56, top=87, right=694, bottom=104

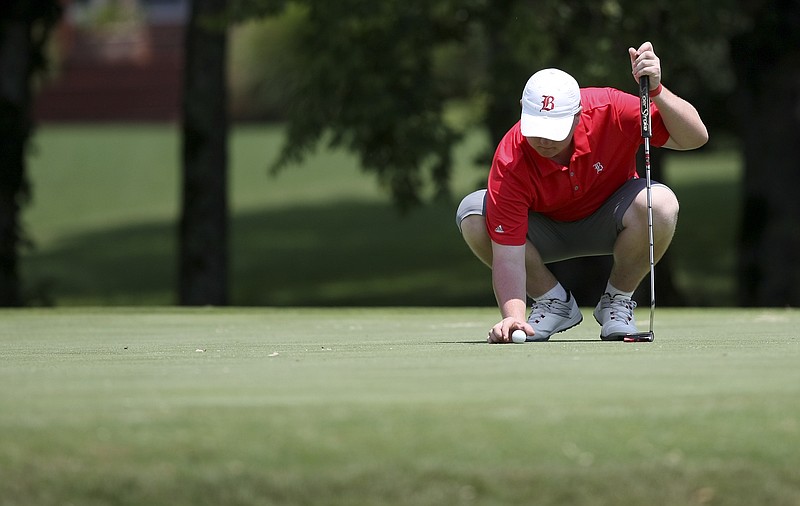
left=499, top=297, right=528, bottom=321
left=649, top=83, right=663, bottom=98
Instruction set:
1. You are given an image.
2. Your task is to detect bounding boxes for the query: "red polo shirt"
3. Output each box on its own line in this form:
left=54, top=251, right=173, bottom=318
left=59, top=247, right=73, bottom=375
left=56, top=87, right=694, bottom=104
left=486, top=87, right=670, bottom=246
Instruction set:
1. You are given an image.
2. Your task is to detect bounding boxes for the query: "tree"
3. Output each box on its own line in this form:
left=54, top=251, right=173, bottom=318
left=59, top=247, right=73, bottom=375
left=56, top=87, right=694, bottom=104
left=229, top=0, right=800, bottom=307
left=0, top=0, right=60, bottom=306
left=257, top=0, right=737, bottom=305
left=178, top=0, right=288, bottom=306
left=266, top=0, right=465, bottom=211
left=732, top=0, right=800, bottom=305
left=179, top=0, right=230, bottom=305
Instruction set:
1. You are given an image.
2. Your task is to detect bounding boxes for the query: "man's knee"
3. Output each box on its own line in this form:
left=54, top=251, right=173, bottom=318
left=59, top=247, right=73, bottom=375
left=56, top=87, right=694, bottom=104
left=459, top=215, right=492, bottom=266
left=652, top=186, right=679, bottom=229
left=455, top=190, right=487, bottom=231
left=629, top=186, right=679, bottom=229
left=460, top=214, right=486, bottom=239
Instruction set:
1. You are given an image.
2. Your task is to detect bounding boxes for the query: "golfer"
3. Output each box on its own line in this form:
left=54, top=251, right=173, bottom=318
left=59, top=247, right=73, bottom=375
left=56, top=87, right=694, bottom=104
left=456, top=42, right=708, bottom=343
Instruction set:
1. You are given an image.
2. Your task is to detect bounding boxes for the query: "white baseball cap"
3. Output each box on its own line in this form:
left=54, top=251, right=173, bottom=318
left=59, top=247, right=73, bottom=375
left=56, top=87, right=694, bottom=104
left=520, top=68, right=582, bottom=141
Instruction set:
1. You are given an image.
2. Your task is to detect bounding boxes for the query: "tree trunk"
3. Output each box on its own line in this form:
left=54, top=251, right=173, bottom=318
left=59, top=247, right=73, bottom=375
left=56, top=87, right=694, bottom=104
left=0, top=18, right=31, bottom=307
left=732, top=2, right=800, bottom=306
left=179, top=0, right=229, bottom=305
left=735, top=68, right=800, bottom=305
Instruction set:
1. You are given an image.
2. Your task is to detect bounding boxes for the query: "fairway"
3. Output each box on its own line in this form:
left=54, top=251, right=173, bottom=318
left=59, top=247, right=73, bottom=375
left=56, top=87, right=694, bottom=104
left=1, top=307, right=798, bottom=505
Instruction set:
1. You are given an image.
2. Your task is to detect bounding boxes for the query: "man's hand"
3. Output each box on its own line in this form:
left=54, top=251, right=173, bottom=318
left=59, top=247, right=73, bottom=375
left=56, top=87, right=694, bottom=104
left=628, top=41, right=661, bottom=90
left=629, top=41, right=709, bottom=150
left=488, top=317, right=535, bottom=344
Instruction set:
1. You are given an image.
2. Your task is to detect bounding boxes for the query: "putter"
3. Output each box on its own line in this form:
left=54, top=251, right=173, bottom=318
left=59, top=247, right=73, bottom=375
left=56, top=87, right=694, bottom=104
left=624, top=75, right=656, bottom=343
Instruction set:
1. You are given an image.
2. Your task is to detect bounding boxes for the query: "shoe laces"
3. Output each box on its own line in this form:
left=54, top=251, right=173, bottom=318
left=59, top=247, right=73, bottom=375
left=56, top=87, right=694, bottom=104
left=598, top=295, right=637, bottom=323
left=529, top=297, right=572, bottom=321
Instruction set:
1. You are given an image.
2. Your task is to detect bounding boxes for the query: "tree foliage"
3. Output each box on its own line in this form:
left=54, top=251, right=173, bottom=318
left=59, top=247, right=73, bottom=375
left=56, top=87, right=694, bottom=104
left=237, top=0, right=742, bottom=210
left=265, top=0, right=477, bottom=210
left=6, top=0, right=792, bottom=306
left=224, top=0, right=768, bottom=306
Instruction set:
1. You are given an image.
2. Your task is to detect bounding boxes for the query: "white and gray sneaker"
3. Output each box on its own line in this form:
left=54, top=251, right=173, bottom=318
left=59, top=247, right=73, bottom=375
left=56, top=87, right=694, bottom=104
left=526, top=292, right=583, bottom=341
left=593, top=293, right=638, bottom=341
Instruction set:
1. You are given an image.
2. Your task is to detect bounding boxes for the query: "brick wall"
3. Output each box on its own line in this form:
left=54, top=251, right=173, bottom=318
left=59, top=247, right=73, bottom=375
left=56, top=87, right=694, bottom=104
left=35, top=16, right=184, bottom=122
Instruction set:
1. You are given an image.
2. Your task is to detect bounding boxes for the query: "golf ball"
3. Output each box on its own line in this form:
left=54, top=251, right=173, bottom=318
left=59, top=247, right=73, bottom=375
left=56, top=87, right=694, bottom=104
left=511, top=330, right=527, bottom=344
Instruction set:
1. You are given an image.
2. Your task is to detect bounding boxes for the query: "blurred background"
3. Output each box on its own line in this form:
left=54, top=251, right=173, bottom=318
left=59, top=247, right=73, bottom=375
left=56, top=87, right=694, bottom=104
left=1, top=0, right=798, bottom=307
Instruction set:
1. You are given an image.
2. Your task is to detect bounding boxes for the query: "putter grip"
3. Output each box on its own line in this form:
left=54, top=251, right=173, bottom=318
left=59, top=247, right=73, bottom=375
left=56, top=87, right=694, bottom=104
left=639, top=76, right=651, bottom=139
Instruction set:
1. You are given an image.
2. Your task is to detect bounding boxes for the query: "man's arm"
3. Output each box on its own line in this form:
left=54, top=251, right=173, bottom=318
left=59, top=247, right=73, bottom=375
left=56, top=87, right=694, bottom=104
left=488, top=242, right=534, bottom=343
left=629, top=41, right=709, bottom=151
left=652, top=86, right=709, bottom=150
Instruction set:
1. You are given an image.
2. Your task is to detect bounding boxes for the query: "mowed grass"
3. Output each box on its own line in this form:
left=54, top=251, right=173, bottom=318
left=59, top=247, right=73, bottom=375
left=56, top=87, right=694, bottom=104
left=1, top=307, right=799, bottom=505
left=22, top=124, right=740, bottom=306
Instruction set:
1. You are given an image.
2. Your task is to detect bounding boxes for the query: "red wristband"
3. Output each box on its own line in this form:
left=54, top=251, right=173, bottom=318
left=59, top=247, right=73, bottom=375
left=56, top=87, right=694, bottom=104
left=649, top=83, right=663, bottom=98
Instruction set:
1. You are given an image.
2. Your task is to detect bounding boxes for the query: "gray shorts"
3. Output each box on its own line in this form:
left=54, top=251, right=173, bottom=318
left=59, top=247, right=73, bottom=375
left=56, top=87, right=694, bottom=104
left=455, top=178, right=671, bottom=263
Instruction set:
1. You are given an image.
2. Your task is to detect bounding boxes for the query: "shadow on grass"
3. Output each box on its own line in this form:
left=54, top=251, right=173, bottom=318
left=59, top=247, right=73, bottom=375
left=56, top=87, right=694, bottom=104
left=22, top=200, right=496, bottom=306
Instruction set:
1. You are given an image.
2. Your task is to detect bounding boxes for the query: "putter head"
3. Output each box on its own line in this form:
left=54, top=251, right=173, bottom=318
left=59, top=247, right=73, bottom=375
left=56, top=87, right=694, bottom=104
left=623, top=331, right=655, bottom=343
